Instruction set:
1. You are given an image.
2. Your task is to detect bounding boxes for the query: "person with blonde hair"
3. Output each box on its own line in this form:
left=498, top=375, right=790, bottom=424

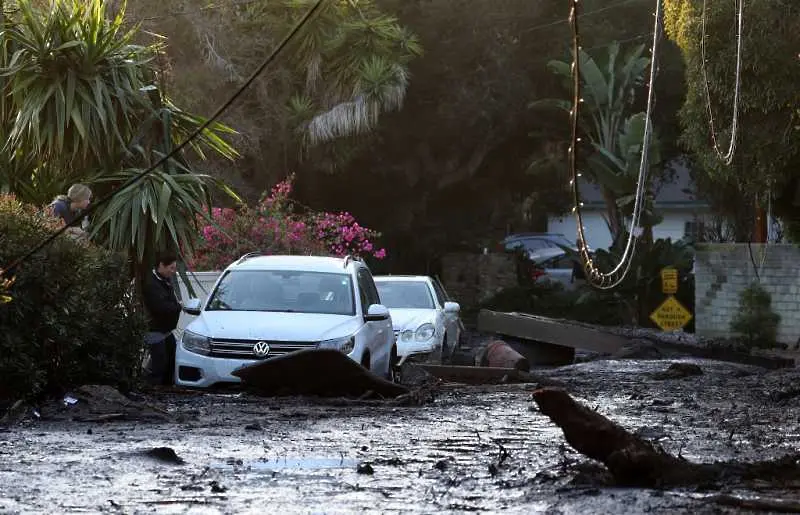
left=50, top=183, right=92, bottom=225
left=49, top=183, right=92, bottom=241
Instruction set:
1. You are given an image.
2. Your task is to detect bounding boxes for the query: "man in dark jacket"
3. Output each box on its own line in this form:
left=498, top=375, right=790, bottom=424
left=142, top=252, right=182, bottom=385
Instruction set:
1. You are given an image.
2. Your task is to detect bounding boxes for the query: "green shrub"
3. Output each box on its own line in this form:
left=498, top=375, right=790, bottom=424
left=730, top=282, right=781, bottom=349
left=0, top=194, right=146, bottom=403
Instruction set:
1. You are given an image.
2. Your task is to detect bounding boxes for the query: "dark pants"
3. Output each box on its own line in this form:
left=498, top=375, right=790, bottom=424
left=149, top=333, right=177, bottom=385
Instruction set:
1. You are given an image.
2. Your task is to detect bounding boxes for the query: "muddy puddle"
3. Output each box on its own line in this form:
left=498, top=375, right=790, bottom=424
left=1, top=358, right=799, bottom=514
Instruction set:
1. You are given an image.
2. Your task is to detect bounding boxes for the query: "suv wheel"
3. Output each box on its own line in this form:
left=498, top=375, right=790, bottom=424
left=388, top=346, right=401, bottom=383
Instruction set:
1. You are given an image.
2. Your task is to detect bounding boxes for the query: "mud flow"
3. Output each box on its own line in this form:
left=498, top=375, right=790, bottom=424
left=1, top=358, right=799, bottom=513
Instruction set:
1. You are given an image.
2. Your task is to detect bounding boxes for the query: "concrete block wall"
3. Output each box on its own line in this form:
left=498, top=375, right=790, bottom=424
left=695, top=244, right=800, bottom=344
left=441, top=253, right=518, bottom=310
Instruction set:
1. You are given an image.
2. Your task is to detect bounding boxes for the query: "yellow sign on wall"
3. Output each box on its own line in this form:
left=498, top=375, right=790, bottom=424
left=650, top=295, right=692, bottom=331
left=660, top=267, right=679, bottom=294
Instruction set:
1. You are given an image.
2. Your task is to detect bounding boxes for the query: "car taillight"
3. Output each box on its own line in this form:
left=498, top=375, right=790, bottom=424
left=530, top=268, right=546, bottom=280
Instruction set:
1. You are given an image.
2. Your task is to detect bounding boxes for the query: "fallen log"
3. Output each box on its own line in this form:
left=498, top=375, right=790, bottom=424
left=531, top=388, right=800, bottom=488
left=705, top=494, right=800, bottom=513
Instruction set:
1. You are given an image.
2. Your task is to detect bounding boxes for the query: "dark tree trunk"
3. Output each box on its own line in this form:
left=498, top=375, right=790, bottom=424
left=531, top=387, right=800, bottom=488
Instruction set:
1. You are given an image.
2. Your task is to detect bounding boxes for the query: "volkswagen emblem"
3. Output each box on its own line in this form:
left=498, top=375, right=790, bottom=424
left=252, top=341, right=271, bottom=358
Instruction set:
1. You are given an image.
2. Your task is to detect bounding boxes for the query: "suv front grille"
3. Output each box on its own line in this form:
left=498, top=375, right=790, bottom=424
left=209, top=338, right=319, bottom=360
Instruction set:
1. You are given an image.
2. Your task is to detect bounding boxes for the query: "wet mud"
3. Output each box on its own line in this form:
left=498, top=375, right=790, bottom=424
left=1, top=358, right=799, bottom=514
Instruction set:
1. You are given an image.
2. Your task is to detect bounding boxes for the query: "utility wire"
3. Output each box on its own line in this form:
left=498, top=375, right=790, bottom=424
left=0, top=0, right=327, bottom=278
left=131, top=0, right=264, bottom=22
left=134, top=0, right=648, bottom=30
left=522, top=0, right=651, bottom=35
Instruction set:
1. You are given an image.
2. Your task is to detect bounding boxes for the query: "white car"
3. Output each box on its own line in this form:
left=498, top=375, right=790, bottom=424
left=175, top=254, right=397, bottom=388
left=374, top=275, right=461, bottom=363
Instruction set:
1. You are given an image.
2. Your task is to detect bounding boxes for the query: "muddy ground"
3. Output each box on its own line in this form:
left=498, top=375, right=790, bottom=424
left=1, top=356, right=799, bottom=514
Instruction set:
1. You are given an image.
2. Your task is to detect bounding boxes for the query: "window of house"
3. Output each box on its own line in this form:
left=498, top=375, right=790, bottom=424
left=684, top=220, right=705, bottom=242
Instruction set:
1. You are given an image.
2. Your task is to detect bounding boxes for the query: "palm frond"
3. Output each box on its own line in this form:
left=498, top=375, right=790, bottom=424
left=1, top=0, right=156, bottom=170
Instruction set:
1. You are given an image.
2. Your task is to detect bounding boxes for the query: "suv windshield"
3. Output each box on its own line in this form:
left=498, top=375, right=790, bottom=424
left=375, top=281, right=435, bottom=309
left=206, top=270, right=355, bottom=315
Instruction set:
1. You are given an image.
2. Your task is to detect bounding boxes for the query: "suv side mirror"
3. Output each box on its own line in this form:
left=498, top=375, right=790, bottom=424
left=183, top=298, right=202, bottom=316
left=365, top=304, right=390, bottom=322
left=444, top=301, right=460, bottom=314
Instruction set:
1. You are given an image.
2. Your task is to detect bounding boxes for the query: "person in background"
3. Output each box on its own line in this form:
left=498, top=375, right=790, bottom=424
left=49, top=184, right=92, bottom=241
left=142, top=252, right=182, bottom=386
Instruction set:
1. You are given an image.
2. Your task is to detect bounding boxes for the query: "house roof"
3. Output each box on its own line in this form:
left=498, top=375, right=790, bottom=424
left=579, top=158, right=708, bottom=208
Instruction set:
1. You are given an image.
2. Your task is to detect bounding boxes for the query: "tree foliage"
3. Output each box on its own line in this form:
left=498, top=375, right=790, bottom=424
left=533, top=42, right=664, bottom=244
left=0, top=193, right=146, bottom=401
left=664, top=0, right=800, bottom=225
left=0, top=0, right=239, bottom=272
left=122, top=0, right=688, bottom=273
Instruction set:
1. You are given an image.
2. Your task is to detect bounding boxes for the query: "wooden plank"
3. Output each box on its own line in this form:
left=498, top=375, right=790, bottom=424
left=477, top=310, right=628, bottom=354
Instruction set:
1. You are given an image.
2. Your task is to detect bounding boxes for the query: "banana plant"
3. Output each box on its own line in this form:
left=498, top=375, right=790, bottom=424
left=530, top=41, right=652, bottom=242
left=587, top=111, right=664, bottom=235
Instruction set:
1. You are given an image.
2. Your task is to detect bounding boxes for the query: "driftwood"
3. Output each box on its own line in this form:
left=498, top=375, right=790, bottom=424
left=531, top=387, right=800, bottom=488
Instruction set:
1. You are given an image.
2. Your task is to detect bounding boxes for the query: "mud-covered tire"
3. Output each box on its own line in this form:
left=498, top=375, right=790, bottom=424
left=388, top=347, right=401, bottom=383
left=440, top=333, right=449, bottom=364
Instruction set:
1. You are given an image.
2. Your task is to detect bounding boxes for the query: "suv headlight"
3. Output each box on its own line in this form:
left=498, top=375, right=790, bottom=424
left=414, top=323, right=435, bottom=342
left=319, top=336, right=355, bottom=354
left=182, top=330, right=211, bottom=356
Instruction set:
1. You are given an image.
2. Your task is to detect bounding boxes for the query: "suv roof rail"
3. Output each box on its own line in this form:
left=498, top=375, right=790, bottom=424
left=236, top=251, right=266, bottom=264
left=342, top=254, right=365, bottom=269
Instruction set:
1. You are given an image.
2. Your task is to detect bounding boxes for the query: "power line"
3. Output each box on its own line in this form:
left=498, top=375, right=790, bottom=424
left=700, top=0, right=744, bottom=165
left=522, top=0, right=650, bottom=35
left=1, top=0, right=328, bottom=278
left=131, top=0, right=263, bottom=23
left=568, top=0, right=664, bottom=290
left=135, top=0, right=648, bottom=29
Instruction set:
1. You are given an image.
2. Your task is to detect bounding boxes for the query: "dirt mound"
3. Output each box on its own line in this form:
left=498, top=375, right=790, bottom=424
left=39, top=385, right=171, bottom=423
left=233, top=349, right=410, bottom=399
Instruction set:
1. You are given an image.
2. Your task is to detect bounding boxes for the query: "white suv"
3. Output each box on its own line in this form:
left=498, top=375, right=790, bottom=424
left=175, top=254, right=396, bottom=388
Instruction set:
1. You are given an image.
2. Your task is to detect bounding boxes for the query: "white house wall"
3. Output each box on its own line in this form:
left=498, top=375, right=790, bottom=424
left=548, top=209, right=700, bottom=250
left=548, top=212, right=612, bottom=250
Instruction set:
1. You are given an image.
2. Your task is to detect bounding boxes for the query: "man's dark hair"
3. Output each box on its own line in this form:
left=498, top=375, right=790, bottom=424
left=156, top=252, right=178, bottom=267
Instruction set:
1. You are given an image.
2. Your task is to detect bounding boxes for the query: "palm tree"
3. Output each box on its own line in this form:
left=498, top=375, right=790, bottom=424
left=0, top=0, right=238, bottom=278
left=204, top=0, right=422, bottom=146
left=531, top=41, right=654, bottom=243
left=287, top=0, right=422, bottom=144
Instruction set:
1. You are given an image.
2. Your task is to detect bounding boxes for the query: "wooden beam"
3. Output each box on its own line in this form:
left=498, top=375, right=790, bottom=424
left=478, top=310, right=628, bottom=354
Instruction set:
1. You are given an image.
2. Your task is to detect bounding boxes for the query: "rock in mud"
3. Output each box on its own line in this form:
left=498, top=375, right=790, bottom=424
left=652, top=363, right=703, bottom=380
left=357, top=462, right=375, bottom=475
left=143, top=447, right=185, bottom=465
left=398, top=363, right=439, bottom=388
left=613, top=340, right=665, bottom=360
left=209, top=481, right=228, bottom=493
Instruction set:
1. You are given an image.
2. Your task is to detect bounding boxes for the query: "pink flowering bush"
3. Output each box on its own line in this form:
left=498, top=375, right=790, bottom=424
left=189, top=175, right=387, bottom=270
